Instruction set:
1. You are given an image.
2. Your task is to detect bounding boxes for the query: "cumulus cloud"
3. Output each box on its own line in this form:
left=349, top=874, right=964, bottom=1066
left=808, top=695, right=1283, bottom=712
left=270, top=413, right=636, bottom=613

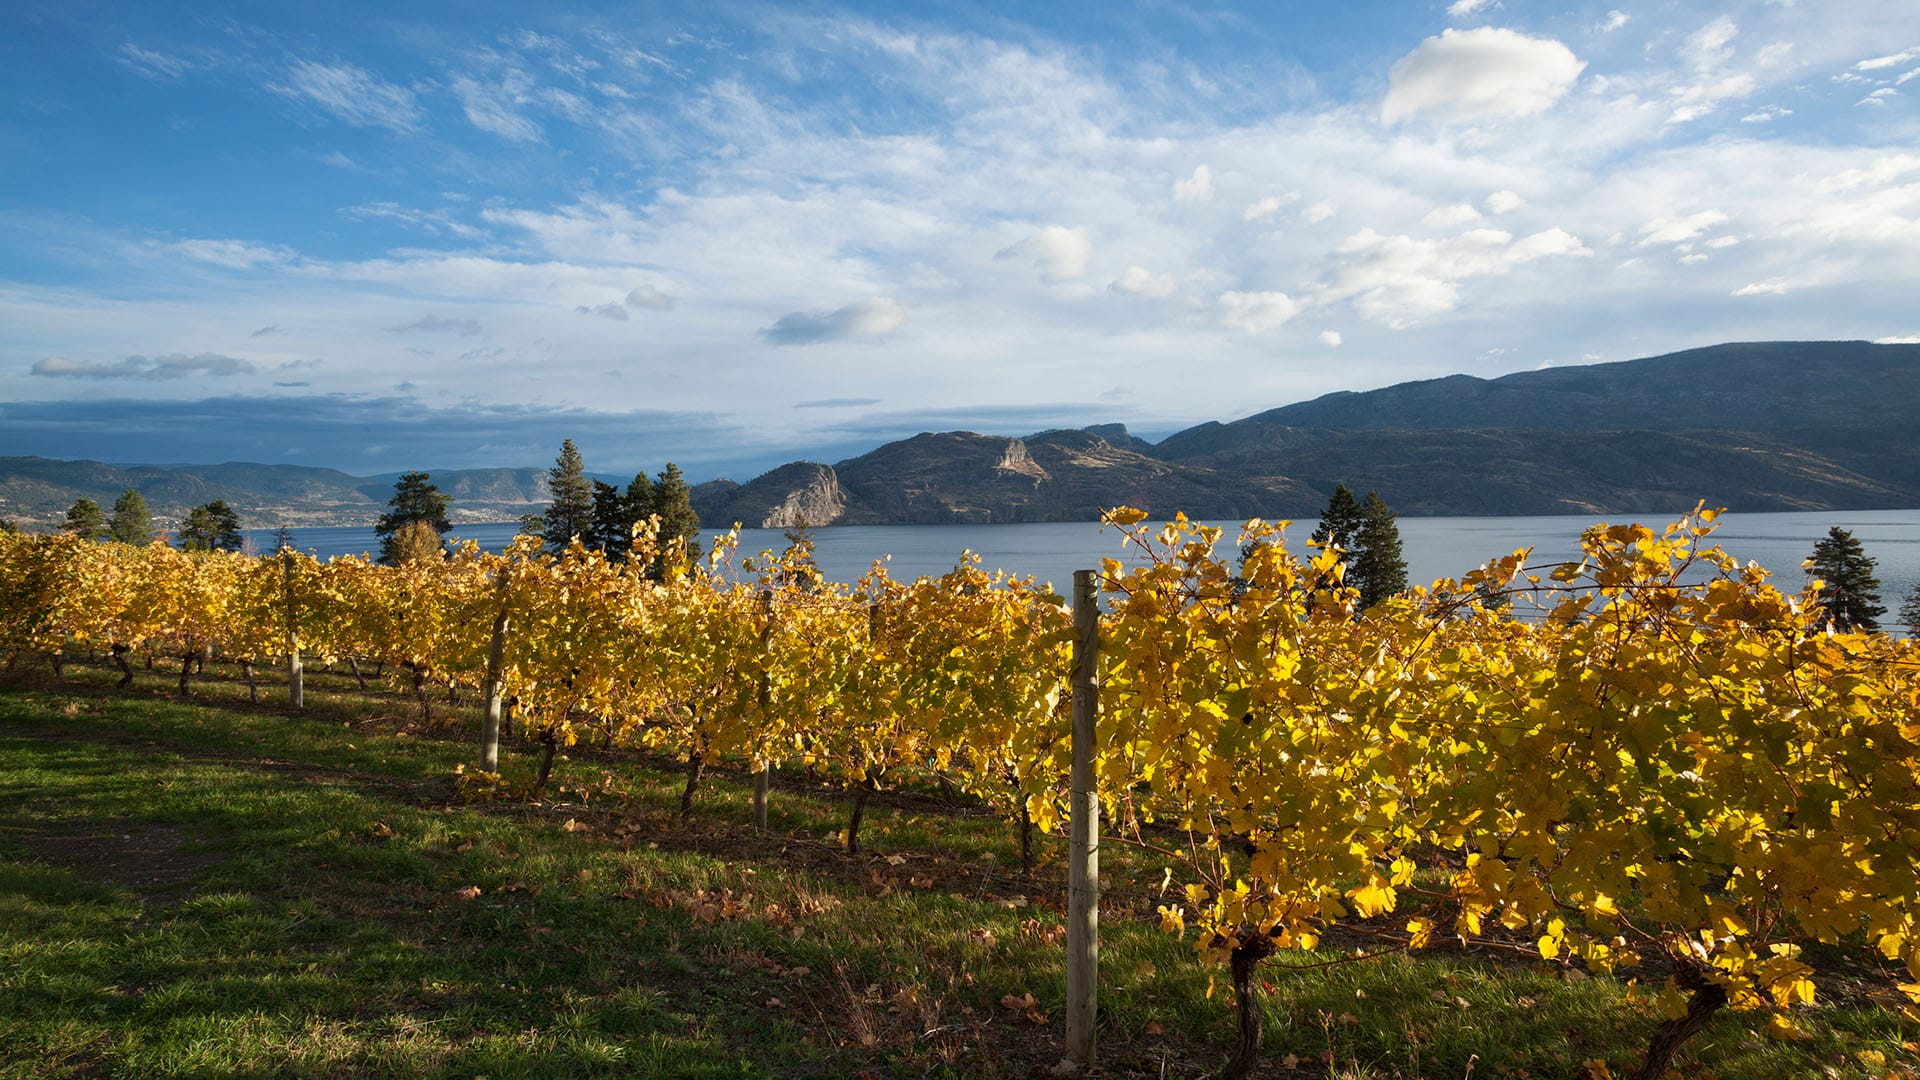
left=1302, top=200, right=1337, bottom=224
left=268, top=59, right=423, bottom=132
left=1381, top=28, right=1585, bottom=123
left=1110, top=265, right=1177, bottom=298
left=997, top=225, right=1091, bottom=282
left=1733, top=280, right=1790, bottom=296
left=1484, top=190, right=1524, bottom=214
left=625, top=284, right=675, bottom=311
left=1423, top=204, right=1483, bottom=228
left=761, top=298, right=905, bottom=345
left=1318, top=330, right=1343, bottom=347
left=32, top=353, right=256, bottom=380
left=1173, top=165, right=1214, bottom=202
left=1217, top=291, right=1299, bottom=333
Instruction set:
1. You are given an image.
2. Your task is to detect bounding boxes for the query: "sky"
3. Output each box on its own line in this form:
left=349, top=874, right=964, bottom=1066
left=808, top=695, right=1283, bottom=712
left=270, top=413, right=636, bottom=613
left=1, top=1, right=1917, bottom=482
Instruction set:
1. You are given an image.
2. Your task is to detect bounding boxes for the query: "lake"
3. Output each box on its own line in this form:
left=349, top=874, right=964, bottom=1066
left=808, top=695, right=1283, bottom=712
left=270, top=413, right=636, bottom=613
left=245, top=508, right=1920, bottom=623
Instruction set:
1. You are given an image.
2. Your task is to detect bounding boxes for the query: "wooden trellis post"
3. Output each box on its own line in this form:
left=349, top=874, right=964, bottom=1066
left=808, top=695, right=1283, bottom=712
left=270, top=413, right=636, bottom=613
left=1065, top=568, right=1100, bottom=1066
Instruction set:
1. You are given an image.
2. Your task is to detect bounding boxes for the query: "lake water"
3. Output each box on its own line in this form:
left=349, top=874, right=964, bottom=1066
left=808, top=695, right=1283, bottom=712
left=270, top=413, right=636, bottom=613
left=246, top=508, right=1920, bottom=623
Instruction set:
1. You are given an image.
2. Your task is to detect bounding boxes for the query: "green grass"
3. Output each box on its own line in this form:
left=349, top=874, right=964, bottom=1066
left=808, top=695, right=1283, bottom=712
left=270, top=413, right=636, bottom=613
left=0, top=661, right=1913, bottom=1078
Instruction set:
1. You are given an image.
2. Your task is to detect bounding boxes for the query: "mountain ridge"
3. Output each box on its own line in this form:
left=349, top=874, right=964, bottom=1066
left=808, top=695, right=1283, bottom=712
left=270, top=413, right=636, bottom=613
left=2, top=341, right=1914, bottom=528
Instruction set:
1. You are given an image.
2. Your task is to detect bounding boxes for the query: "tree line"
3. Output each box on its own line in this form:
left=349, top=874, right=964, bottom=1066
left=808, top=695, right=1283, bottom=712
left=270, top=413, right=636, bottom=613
left=371, top=439, right=701, bottom=574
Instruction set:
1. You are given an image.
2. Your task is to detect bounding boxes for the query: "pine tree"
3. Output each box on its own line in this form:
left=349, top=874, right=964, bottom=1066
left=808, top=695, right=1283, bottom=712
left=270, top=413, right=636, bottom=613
left=63, top=498, right=108, bottom=540
left=386, top=519, right=447, bottom=564
left=109, top=489, right=153, bottom=545
left=543, top=439, right=594, bottom=553
left=1805, top=526, right=1884, bottom=632
left=649, top=462, right=702, bottom=570
left=1311, top=483, right=1366, bottom=590
left=588, top=481, right=628, bottom=556
left=179, top=500, right=244, bottom=552
left=1353, top=490, right=1408, bottom=609
left=1901, top=581, right=1920, bottom=638
left=376, top=472, right=451, bottom=566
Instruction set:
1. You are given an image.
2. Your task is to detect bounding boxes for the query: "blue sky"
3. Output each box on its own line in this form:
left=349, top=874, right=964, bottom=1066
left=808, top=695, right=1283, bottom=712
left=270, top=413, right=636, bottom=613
left=2, top=1, right=1917, bottom=480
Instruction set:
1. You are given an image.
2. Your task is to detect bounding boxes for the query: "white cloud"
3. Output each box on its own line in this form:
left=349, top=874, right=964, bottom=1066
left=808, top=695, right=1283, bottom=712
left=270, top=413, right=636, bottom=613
left=1302, top=200, right=1337, bottom=224
left=1317, top=226, right=1591, bottom=326
left=1637, top=209, right=1730, bottom=246
left=1740, top=106, right=1792, bottom=123
left=1110, top=265, right=1177, bottom=298
left=451, top=71, right=543, bottom=142
left=626, top=285, right=675, bottom=311
left=1856, top=48, right=1920, bottom=71
left=577, top=301, right=630, bottom=320
left=32, top=353, right=256, bottom=380
left=1706, top=236, right=1741, bottom=249
left=1875, top=334, right=1920, bottom=344
left=1733, top=279, right=1790, bottom=296
left=1484, top=190, right=1524, bottom=214
left=1857, top=88, right=1898, bottom=106
left=1683, top=17, right=1740, bottom=71
left=117, top=44, right=190, bottom=80
left=1242, top=194, right=1295, bottom=222
left=1599, top=11, right=1630, bottom=33
left=1318, top=330, right=1343, bottom=347
left=1423, top=204, right=1483, bottom=228
left=171, top=239, right=296, bottom=269
left=761, top=298, right=905, bottom=345
left=1446, top=0, right=1495, bottom=16
left=997, top=225, right=1091, bottom=282
left=1217, top=291, right=1299, bottom=333
left=269, top=59, right=423, bottom=132
left=1173, top=165, right=1214, bottom=202
left=1680, top=253, right=1709, bottom=264
left=1381, top=28, right=1585, bottom=124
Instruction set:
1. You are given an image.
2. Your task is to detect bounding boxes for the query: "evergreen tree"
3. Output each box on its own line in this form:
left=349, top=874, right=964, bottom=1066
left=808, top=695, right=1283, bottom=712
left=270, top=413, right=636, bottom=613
left=543, top=439, right=594, bottom=553
left=179, top=500, right=244, bottom=552
left=376, top=472, right=451, bottom=566
left=588, top=481, right=628, bottom=556
left=63, top=498, right=108, bottom=540
left=272, top=526, right=295, bottom=553
left=650, top=462, right=701, bottom=563
left=109, top=489, right=153, bottom=545
left=624, top=470, right=655, bottom=532
left=1310, top=483, right=1366, bottom=590
left=1901, top=581, right=1920, bottom=638
left=1805, top=526, right=1884, bottom=632
left=1353, top=490, right=1408, bottom=609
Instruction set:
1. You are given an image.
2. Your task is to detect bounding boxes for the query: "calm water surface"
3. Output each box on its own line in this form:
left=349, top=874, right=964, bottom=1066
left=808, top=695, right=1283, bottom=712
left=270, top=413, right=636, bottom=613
left=246, top=508, right=1920, bottom=614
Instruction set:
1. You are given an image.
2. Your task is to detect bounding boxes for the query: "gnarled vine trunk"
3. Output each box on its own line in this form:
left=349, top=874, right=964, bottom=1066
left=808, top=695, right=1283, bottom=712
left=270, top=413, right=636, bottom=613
left=1634, top=968, right=1728, bottom=1080
left=1221, top=934, right=1276, bottom=1080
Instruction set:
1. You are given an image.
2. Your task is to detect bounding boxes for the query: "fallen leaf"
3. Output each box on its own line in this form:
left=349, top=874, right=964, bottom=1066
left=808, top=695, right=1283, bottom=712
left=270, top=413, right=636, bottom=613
left=453, top=885, right=482, bottom=901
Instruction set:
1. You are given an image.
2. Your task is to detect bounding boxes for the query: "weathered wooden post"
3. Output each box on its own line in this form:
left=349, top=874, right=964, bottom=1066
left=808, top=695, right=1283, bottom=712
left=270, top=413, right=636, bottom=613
left=283, top=547, right=303, bottom=709
left=480, top=569, right=512, bottom=772
left=1064, top=568, right=1100, bottom=1067
left=752, top=589, right=773, bottom=830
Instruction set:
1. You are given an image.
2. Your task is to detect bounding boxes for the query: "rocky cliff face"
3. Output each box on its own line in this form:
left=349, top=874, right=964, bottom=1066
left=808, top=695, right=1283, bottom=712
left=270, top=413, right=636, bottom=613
left=696, top=461, right=846, bottom=528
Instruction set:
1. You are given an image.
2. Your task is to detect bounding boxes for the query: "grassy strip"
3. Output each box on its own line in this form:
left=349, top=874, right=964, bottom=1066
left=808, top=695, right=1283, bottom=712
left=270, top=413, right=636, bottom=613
left=0, top=668, right=1913, bottom=1078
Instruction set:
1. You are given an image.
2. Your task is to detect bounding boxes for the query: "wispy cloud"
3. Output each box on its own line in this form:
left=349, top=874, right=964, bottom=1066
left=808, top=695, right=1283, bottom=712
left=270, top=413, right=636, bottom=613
left=388, top=315, right=483, bottom=336
left=795, top=397, right=883, bottom=409
left=117, top=44, right=191, bottom=80
left=32, top=353, right=256, bottom=380
left=269, top=59, right=423, bottom=132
